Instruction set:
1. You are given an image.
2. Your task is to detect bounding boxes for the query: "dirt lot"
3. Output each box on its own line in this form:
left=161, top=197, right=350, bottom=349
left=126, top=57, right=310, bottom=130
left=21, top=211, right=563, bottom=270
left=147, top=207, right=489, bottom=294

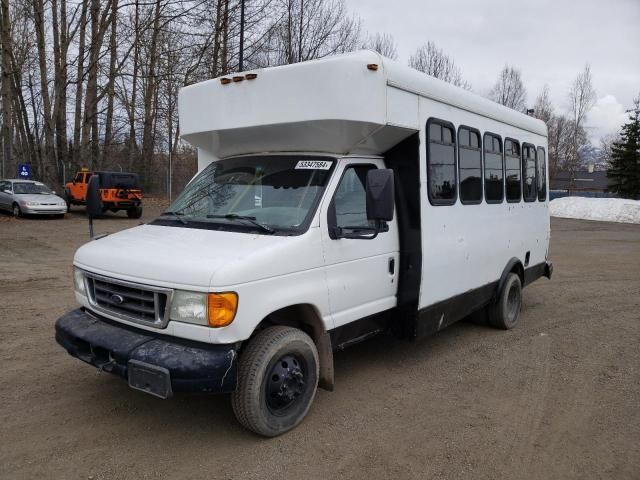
left=1, top=206, right=639, bottom=480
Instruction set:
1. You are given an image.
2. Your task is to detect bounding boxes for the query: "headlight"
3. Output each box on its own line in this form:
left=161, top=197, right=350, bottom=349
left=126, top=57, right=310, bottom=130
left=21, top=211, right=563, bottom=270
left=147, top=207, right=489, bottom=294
left=170, top=291, right=208, bottom=326
left=73, top=267, right=86, bottom=295
left=170, top=291, right=238, bottom=328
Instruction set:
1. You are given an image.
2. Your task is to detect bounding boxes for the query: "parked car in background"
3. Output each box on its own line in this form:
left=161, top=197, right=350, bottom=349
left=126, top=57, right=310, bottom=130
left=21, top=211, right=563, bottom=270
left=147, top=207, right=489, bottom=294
left=0, top=179, right=68, bottom=218
left=64, top=169, right=143, bottom=218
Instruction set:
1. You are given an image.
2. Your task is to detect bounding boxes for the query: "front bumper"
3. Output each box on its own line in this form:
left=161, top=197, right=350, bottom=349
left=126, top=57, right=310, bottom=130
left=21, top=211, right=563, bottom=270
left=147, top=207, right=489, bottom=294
left=55, top=309, right=237, bottom=397
left=22, top=205, right=67, bottom=214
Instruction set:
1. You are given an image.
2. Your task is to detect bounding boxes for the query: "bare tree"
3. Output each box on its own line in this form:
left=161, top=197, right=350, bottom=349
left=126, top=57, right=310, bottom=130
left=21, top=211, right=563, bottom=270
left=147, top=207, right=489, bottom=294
left=533, top=84, right=553, bottom=124
left=489, top=65, right=527, bottom=111
left=363, top=32, right=397, bottom=60
left=565, top=64, right=597, bottom=186
left=409, top=41, right=470, bottom=89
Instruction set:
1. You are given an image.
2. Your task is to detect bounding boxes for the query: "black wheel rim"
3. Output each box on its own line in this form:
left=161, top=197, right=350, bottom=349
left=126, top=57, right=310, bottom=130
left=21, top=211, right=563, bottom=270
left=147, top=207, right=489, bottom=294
left=265, top=354, right=307, bottom=413
left=507, top=284, right=521, bottom=322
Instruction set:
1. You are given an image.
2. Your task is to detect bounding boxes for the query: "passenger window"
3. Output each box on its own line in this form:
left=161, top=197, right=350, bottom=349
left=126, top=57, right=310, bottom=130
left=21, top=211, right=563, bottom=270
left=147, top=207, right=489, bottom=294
left=427, top=120, right=457, bottom=205
left=333, top=165, right=376, bottom=230
left=537, top=147, right=547, bottom=201
left=458, top=127, right=482, bottom=204
left=505, top=139, right=521, bottom=202
left=74, top=173, right=83, bottom=183
left=522, top=144, right=537, bottom=202
left=484, top=133, right=504, bottom=203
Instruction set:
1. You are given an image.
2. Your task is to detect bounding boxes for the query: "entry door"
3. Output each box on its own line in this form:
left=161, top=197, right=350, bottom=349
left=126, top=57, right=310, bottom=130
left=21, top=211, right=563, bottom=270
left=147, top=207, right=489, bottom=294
left=320, top=160, right=400, bottom=328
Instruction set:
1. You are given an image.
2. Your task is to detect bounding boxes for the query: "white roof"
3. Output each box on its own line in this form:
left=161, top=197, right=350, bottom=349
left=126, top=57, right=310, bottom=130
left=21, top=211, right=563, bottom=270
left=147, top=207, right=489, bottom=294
left=179, top=50, right=546, bottom=158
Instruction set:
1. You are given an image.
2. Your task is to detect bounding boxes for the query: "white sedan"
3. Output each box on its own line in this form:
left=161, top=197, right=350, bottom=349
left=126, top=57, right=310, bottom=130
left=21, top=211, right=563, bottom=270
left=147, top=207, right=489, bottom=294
left=0, top=179, right=68, bottom=218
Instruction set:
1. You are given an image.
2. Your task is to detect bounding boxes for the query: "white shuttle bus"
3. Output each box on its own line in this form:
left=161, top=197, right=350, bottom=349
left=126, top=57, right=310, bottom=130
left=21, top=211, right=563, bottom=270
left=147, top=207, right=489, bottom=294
left=56, top=51, right=552, bottom=436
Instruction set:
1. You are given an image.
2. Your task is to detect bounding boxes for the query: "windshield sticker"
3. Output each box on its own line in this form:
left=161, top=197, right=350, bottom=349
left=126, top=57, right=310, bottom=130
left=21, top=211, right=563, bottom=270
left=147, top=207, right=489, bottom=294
left=295, top=160, right=332, bottom=170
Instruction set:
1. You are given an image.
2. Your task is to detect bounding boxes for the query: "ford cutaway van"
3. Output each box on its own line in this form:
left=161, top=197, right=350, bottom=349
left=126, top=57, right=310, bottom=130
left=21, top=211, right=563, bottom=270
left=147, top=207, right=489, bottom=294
left=55, top=51, right=552, bottom=437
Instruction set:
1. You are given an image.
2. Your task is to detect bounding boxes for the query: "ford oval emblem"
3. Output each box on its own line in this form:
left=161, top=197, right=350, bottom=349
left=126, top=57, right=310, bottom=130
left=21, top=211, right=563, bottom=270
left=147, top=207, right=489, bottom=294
left=110, top=294, right=125, bottom=305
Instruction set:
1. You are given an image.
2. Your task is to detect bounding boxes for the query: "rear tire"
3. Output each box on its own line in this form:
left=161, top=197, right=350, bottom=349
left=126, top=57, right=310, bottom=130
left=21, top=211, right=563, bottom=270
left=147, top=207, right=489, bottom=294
left=488, top=273, right=522, bottom=330
left=127, top=205, right=143, bottom=219
left=231, top=326, right=319, bottom=437
left=12, top=203, right=22, bottom=218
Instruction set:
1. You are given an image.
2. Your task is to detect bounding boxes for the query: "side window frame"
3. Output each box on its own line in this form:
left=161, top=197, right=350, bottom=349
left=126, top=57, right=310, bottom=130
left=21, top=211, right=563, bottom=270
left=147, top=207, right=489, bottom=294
left=426, top=117, right=458, bottom=206
left=537, top=146, right=547, bottom=202
left=522, top=143, right=538, bottom=203
left=327, top=162, right=378, bottom=239
left=457, top=125, right=483, bottom=205
left=504, top=138, right=522, bottom=203
left=483, top=131, right=504, bottom=204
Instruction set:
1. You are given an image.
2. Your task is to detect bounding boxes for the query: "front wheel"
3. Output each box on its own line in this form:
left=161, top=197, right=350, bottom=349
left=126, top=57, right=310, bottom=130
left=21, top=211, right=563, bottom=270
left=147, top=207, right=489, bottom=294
left=488, top=272, right=522, bottom=329
left=12, top=203, right=22, bottom=218
left=231, top=326, right=319, bottom=437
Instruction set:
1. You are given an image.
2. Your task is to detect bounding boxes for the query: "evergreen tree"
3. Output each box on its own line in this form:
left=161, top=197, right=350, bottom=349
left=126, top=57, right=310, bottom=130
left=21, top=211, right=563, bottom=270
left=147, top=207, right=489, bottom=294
left=607, top=96, right=640, bottom=199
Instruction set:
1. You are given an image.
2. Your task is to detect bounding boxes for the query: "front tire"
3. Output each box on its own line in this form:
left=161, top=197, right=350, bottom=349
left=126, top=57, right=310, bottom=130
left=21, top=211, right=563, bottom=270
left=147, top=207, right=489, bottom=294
left=12, top=203, right=22, bottom=218
left=488, top=272, right=522, bottom=330
left=232, top=326, right=319, bottom=437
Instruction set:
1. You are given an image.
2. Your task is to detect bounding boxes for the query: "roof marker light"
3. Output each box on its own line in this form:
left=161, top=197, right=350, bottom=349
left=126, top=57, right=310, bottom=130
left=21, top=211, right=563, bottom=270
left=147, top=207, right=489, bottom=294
left=232, top=76, right=244, bottom=82
left=220, top=78, right=231, bottom=85
left=367, top=63, right=379, bottom=71
left=245, top=73, right=258, bottom=80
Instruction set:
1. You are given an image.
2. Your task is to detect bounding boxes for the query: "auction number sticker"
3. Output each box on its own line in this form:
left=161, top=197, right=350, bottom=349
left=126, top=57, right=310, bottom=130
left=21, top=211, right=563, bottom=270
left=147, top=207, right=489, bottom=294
left=295, top=160, right=332, bottom=170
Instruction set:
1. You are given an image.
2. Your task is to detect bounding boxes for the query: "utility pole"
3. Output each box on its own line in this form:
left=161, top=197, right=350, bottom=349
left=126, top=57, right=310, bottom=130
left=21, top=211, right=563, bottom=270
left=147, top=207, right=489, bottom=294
left=238, top=0, right=245, bottom=71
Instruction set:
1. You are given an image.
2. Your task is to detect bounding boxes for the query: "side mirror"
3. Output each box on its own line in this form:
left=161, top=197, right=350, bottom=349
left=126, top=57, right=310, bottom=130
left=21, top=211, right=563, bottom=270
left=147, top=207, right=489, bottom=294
left=86, top=175, right=102, bottom=219
left=366, top=169, right=394, bottom=222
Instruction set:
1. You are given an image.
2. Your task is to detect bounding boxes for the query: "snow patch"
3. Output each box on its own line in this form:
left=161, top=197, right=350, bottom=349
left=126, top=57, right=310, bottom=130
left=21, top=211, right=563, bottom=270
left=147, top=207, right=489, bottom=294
left=549, top=197, right=640, bottom=224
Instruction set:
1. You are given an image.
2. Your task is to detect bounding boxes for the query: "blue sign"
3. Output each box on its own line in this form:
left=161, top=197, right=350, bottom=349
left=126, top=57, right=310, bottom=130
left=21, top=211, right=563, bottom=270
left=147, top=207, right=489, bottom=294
left=18, top=164, right=32, bottom=179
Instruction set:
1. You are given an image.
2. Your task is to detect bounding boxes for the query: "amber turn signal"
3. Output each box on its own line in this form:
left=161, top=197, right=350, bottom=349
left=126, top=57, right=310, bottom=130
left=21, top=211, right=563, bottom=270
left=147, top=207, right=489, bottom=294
left=367, top=63, right=379, bottom=71
left=207, top=292, right=238, bottom=328
left=220, top=77, right=231, bottom=85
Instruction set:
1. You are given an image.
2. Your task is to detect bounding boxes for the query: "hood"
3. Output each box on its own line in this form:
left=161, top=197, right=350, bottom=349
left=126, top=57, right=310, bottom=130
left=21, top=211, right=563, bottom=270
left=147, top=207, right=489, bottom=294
left=16, top=193, right=65, bottom=204
left=74, top=224, right=324, bottom=290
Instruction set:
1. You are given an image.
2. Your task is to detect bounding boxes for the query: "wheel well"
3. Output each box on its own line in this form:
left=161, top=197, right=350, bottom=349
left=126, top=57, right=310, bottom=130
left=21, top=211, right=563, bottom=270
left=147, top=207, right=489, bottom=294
left=253, top=304, right=334, bottom=391
left=496, top=258, right=525, bottom=301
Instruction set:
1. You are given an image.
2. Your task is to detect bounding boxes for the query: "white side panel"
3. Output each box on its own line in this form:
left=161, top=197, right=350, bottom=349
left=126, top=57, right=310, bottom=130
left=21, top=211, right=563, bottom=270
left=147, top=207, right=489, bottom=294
left=197, top=147, right=218, bottom=172
left=417, top=96, right=549, bottom=310
left=386, top=87, right=419, bottom=129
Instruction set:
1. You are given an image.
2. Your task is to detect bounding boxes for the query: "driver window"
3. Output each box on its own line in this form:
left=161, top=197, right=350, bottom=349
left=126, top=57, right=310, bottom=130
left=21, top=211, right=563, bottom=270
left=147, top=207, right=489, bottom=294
left=74, top=173, right=83, bottom=183
left=334, top=165, right=376, bottom=229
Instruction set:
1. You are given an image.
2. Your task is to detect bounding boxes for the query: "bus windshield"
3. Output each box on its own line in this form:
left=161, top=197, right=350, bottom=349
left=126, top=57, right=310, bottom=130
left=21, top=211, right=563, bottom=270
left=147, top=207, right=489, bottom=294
left=158, top=155, right=335, bottom=235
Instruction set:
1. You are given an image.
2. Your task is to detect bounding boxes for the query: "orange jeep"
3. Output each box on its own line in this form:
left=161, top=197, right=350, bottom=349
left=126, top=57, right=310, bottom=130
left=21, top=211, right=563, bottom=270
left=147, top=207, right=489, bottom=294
left=65, top=169, right=143, bottom=218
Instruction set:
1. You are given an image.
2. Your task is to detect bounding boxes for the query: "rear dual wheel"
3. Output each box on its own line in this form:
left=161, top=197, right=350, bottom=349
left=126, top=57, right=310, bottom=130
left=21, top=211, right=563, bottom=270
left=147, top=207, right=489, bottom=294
left=232, top=326, right=319, bottom=437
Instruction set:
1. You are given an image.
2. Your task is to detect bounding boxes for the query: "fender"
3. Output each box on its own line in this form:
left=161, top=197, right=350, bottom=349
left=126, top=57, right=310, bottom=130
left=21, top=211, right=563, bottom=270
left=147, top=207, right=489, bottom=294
left=495, top=257, right=524, bottom=301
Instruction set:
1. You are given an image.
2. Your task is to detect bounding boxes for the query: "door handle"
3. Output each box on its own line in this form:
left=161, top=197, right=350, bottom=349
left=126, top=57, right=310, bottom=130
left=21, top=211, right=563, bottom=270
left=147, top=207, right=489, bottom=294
left=388, top=257, right=395, bottom=275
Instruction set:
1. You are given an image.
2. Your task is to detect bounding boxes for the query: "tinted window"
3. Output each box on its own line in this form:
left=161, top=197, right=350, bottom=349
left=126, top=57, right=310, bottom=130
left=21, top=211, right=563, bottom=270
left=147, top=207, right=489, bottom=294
left=522, top=144, right=537, bottom=202
left=505, top=139, right=521, bottom=202
left=537, top=147, right=547, bottom=201
left=458, top=127, right=482, bottom=204
left=427, top=120, right=456, bottom=205
left=334, top=165, right=376, bottom=229
left=484, top=133, right=503, bottom=203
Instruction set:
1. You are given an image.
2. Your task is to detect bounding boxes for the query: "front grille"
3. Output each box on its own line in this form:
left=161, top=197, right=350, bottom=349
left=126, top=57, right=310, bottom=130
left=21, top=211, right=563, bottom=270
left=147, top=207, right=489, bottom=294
left=84, top=272, right=172, bottom=327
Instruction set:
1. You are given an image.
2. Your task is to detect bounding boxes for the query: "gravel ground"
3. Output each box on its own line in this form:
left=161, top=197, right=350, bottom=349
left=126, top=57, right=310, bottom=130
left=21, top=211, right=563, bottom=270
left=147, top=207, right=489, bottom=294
left=1, top=205, right=639, bottom=480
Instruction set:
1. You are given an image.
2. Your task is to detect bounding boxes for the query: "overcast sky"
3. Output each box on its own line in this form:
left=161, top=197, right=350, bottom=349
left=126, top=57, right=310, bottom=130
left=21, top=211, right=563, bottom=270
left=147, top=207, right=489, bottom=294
left=344, top=0, right=640, bottom=144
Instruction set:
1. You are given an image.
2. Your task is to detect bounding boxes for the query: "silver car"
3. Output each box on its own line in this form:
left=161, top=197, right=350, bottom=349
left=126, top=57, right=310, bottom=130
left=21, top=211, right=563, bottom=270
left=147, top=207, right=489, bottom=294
left=0, top=179, right=68, bottom=218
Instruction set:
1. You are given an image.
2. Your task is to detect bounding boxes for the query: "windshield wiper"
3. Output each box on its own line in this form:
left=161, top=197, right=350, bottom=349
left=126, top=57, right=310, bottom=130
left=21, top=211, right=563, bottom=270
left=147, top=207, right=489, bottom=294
left=161, top=210, right=188, bottom=225
left=207, top=213, right=275, bottom=234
